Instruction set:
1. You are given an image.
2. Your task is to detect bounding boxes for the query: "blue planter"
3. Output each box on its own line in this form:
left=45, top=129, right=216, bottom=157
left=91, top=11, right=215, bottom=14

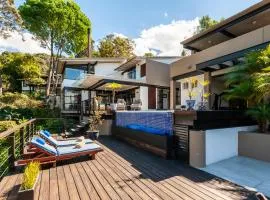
left=186, top=100, right=196, bottom=110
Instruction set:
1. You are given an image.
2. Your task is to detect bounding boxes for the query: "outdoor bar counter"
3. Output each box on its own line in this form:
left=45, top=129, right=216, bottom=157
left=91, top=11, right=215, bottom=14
left=174, top=110, right=257, bottom=168
left=112, top=111, right=174, bottom=158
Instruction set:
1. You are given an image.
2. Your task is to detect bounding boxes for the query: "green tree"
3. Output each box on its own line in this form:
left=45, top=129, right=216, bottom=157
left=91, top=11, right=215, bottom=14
left=225, top=45, right=270, bottom=132
left=19, top=0, right=91, bottom=96
left=197, top=15, right=222, bottom=33
left=0, top=52, right=46, bottom=92
left=144, top=52, right=154, bottom=57
left=97, top=34, right=135, bottom=58
left=0, top=0, right=22, bottom=38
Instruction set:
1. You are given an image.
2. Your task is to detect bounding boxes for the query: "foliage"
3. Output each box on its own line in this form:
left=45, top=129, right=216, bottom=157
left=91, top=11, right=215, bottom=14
left=89, top=111, right=103, bottom=131
left=97, top=34, right=135, bottom=58
left=19, top=0, right=91, bottom=96
left=144, top=52, right=154, bottom=57
left=0, top=93, right=43, bottom=109
left=0, top=52, right=47, bottom=92
left=225, top=45, right=270, bottom=103
left=197, top=15, right=223, bottom=33
left=21, top=162, right=40, bottom=190
left=0, top=121, right=17, bottom=132
left=0, top=0, right=22, bottom=38
left=184, top=78, right=198, bottom=100
left=246, top=104, right=270, bottom=133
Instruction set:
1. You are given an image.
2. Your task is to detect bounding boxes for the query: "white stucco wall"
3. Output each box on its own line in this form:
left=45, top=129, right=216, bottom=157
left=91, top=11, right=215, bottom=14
left=140, top=86, right=148, bottom=110
left=95, top=63, right=121, bottom=76
left=205, top=126, right=257, bottom=165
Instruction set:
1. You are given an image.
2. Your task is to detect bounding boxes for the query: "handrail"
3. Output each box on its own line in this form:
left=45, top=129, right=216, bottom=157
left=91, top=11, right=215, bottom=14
left=0, top=119, right=36, bottom=139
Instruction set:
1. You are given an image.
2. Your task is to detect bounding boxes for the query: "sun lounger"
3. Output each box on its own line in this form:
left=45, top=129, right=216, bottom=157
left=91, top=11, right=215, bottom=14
left=16, top=137, right=102, bottom=167
left=40, top=130, right=93, bottom=147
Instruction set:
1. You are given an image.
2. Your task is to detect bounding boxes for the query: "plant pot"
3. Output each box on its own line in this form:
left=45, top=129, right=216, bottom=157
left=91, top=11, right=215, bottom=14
left=110, top=103, right=117, bottom=111
left=88, top=130, right=99, bottom=140
left=186, top=100, right=196, bottom=110
left=18, top=174, right=40, bottom=200
left=197, top=101, right=208, bottom=111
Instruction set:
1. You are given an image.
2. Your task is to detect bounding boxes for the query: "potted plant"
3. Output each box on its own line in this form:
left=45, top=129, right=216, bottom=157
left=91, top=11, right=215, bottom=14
left=18, top=162, right=40, bottom=200
left=88, top=111, right=104, bottom=140
left=185, top=78, right=198, bottom=110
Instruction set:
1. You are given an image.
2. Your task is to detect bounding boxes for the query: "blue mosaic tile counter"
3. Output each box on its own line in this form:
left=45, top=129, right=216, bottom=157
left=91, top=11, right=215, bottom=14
left=115, top=111, right=174, bottom=136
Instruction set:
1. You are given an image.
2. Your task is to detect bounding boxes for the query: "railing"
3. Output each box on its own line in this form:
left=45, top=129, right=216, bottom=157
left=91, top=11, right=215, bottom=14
left=0, top=118, right=76, bottom=180
left=0, top=119, right=37, bottom=180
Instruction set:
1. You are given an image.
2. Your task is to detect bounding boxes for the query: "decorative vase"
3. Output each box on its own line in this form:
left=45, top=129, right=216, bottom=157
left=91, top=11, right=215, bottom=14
left=186, top=100, right=196, bottom=110
left=18, top=174, right=40, bottom=200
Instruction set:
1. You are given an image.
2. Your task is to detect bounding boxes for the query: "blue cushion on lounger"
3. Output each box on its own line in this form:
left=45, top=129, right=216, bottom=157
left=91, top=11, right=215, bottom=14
left=43, top=130, right=51, bottom=137
left=39, top=130, right=93, bottom=147
left=57, top=143, right=101, bottom=155
left=36, top=137, right=46, bottom=145
left=31, top=137, right=57, bottom=155
left=126, top=124, right=143, bottom=130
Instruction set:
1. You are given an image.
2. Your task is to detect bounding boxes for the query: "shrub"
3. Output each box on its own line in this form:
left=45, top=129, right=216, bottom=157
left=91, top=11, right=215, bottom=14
left=0, top=121, right=17, bottom=132
left=0, top=92, right=43, bottom=109
left=21, top=162, right=40, bottom=190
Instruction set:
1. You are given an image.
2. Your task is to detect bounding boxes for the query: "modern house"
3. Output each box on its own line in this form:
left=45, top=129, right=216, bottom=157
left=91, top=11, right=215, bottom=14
left=171, top=0, right=270, bottom=110
left=56, top=56, right=180, bottom=117
left=169, top=0, right=270, bottom=168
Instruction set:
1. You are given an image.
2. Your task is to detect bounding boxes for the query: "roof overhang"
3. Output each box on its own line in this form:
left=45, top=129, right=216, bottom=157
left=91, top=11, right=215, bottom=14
left=182, top=1, right=270, bottom=51
left=115, top=57, right=145, bottom=72
left=56, top=58, right=126, bottom=74
left=197, top=41, right=270, bottom=71
left=74, top=74, right=169, bottom=90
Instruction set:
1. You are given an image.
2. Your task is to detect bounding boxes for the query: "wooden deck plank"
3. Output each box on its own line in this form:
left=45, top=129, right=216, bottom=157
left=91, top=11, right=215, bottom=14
left=96, top=153, right=149, bottom=200
left=98, top=149, right=187, bottom=200
left=6, top=174, right=21, bottom=200
left=62, top=164, right=80, bottom=200
left=69, top=163, right=91, bottom=200
left=56, top=166, right=70, bottom=200
left=39, top=170, right=50, bottom=200
left=74, top=163, right=101, bottom=200
left=91, top=159, right=133, bottom=200
left=0, top=137, right=257, bottom=200
left=34, top=170, right=42, bottom=200
left=104, top=142, right=226, bottom=200
left=86, top=160, right=121, bottom=200
left=81, top=162, right=111, bottom=200
left=97, top=152, right=164, bottom=200
left=0, top=174, right=19, bottom=200
left=97, top=152, right=178, bottom=200
left=49, top=167, right=59, bottom=200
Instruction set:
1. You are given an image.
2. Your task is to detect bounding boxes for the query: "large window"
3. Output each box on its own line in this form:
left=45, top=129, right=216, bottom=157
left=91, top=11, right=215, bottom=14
left=127, top=67, right=136, bottom=79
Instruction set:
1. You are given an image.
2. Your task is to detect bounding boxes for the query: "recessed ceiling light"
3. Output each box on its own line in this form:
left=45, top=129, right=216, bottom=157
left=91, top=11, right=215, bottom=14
left=252, top=21, right=257, bottom=25
left=208, top=40, right=212, bottom=44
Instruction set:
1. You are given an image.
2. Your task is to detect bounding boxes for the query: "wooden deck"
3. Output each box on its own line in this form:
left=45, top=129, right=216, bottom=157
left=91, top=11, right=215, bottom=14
left=0, top=137, right=257, bottom=200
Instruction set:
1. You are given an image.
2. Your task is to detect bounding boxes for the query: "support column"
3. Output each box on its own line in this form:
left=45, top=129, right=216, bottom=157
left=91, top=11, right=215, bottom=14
left=170, top=80, right=176, bottom=110
left=204, top=72, right=212, bottom=109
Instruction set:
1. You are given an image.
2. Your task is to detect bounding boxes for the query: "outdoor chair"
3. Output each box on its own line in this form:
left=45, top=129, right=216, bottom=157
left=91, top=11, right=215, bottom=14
left=130, top=99, right=142, bottom=110
left=39, top=130, right=93, bottom=147
left=116, top=99, right=126, bottom=110
left=16, top=137, right=102, bottom=167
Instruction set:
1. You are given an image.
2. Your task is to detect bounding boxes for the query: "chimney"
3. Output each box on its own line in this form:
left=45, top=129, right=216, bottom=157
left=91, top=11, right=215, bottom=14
left=87, top=28, right=91, bottom=58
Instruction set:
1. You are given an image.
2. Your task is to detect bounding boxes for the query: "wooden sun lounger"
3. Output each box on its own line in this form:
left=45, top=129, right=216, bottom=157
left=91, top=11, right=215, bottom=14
left=15, top=142, right=103, bottom=167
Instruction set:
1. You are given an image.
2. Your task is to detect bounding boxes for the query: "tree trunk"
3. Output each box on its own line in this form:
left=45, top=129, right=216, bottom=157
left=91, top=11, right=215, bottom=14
left=0, top=75, right=2, bottom=95
left=46, top=32, right=54, bottom=97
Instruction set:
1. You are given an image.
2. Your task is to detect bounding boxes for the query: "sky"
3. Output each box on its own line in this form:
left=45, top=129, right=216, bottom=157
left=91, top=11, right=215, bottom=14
left=1, top=0, right=262, bottom=56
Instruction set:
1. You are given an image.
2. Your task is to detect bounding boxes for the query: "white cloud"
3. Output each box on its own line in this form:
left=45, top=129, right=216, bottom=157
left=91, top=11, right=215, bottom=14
left=134, top=18, right=199, bottom=56
left=0, top=31, right=49, bottom=54
left=164, top=12, right=168, bottom=18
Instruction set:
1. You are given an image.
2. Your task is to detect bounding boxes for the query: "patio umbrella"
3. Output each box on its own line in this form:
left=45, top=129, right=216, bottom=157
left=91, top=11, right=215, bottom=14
left=105, top=82, right=122, bottom=103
